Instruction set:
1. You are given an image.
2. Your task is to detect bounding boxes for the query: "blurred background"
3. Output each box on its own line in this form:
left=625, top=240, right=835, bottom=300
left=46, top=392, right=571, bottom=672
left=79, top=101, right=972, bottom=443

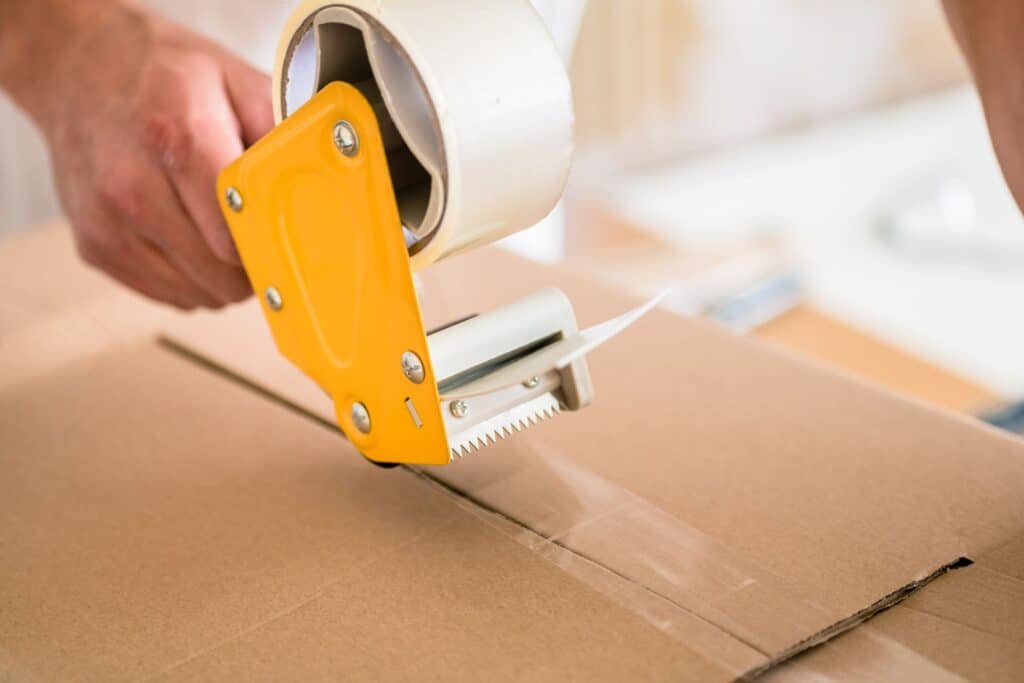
left=3, top=0, right=1023, bottom=427
left=548, top=0, right=1024, bottom=429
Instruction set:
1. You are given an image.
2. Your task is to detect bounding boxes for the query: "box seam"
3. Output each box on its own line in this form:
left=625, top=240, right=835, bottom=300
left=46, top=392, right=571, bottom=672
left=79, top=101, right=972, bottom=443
left=154, top=336, right=978, bottom=680
left=739, top=557, right=973, bottom=680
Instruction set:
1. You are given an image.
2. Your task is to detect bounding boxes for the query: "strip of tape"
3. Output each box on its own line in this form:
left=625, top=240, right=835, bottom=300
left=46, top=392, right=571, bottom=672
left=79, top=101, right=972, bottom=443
left=761, top=628, right=965, bottom=682
left=410, top=441, right=966, bottom=680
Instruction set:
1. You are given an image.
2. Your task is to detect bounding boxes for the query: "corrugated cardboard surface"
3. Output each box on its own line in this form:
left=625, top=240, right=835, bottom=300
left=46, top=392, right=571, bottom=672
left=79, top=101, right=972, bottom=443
left=3, top=343, right=729, bottom=681
left=764, top=544, right=1024, bottom=681
left=2, top=226, right=1023, bottom=680
left=0, top=227, right=177, bottom=395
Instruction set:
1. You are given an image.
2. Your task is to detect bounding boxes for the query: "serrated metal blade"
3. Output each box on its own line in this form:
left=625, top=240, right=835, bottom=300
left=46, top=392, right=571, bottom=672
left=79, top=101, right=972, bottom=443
left=448, top=392, right=562, bottom=461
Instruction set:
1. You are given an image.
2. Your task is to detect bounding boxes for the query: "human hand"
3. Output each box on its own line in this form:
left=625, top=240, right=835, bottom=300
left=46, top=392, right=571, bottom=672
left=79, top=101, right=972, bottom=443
left=1, top=1, right=273, bottom=309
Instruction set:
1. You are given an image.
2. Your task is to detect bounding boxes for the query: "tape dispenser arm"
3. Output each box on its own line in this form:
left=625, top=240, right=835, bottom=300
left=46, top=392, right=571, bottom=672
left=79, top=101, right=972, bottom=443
left=219, top=82, right=453, bottom=466
left=217, top=2, right=662, bottom=466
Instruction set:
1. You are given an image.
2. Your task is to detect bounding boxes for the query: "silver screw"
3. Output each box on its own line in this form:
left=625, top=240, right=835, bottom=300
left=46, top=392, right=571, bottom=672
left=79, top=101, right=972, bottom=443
left=351, top=402, right=371, bottom=434
left=450, top=400, right=470, bottom=418
left=225, top=186, right=244, bottom=212
left=333, top=120, right=359, bottom=157
left=401, top=351, right=425, bottom=384
left=523, top=376, right=540, bottom=389
left=264, top=286, right=283, bottom=311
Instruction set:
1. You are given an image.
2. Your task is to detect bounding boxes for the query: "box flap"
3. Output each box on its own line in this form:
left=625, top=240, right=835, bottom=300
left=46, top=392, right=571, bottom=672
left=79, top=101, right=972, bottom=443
left=163, top=245, right=1024, bottom=675
left=768, top=544, right=1024, bottom=680
left=5, top=226, right=1024, bottom=679
left=0, top=226, right=178, bottom=393
left=0, top=342, right=740, bottom=681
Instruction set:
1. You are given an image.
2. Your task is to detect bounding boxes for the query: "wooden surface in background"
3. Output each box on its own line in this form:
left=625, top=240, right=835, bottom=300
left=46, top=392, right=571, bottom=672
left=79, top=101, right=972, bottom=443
left=564, top=204, right=997, bottom=415
left=753, top=305, right=995, bottom=414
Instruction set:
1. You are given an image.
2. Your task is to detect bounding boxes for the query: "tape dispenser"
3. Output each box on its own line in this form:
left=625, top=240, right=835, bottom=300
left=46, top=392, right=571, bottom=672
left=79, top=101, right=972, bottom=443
left=217, top=0, right=660, bottom=465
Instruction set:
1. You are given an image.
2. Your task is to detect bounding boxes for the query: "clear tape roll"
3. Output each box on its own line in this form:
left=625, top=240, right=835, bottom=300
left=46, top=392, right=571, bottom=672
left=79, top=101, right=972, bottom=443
left=273, top=0, right=574, bottom=269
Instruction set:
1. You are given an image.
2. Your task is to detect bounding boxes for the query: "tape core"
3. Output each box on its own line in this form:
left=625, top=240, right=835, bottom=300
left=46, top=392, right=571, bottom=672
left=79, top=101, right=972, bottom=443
left=281, top=7, right=448, bottom=245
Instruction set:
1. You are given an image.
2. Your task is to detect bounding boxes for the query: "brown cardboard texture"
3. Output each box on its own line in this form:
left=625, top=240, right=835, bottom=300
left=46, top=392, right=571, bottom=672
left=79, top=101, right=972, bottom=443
left=2, top=226, right=1024, bottom=680
left=0, top=226, right=178, bottom=394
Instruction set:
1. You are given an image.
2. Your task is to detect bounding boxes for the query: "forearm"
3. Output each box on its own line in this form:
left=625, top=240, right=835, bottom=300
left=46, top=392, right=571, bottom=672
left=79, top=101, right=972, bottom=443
left=943, top=0, right=1024, bottom=213
left=942, top=1, right=1019, bottom=85
left=0, top=0, right=123, bottom=128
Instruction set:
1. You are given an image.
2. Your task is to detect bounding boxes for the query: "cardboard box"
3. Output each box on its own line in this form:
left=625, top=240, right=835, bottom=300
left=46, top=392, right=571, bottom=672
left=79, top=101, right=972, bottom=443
left=2, top=225, right=1022, bottom=681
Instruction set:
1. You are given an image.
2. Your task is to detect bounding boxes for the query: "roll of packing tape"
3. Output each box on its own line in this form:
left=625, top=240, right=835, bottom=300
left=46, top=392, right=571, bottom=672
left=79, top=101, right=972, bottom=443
left=274, top=0, right=574, bottom=269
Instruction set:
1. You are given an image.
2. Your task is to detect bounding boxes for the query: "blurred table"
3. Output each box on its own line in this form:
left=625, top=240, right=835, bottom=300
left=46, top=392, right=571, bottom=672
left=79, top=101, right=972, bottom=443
left=753, top=305, right=994, bottom=413
left=558, top=203, right=997, bottom=415
left=590, top=87, right=1024, bottom=400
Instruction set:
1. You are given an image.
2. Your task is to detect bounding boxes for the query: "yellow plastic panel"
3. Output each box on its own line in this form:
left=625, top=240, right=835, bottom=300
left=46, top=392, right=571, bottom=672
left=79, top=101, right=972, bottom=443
left=218, top=82, right=449, bottom=465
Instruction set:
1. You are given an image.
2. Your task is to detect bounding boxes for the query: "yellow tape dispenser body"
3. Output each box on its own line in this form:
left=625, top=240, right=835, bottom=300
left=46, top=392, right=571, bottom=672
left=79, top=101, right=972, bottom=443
left=218, top=2, right=660, bottom=466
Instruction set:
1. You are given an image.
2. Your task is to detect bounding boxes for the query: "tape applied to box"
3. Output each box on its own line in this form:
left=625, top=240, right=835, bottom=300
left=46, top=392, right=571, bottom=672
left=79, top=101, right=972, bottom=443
left=410, top=442, right=969, bottom=679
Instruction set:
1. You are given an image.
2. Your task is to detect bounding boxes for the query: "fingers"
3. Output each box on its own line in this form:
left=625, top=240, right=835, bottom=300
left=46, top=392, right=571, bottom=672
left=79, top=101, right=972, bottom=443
left=95, top=149, right=252, bottom=306
left=130, top=169, right=253, bottom=305
left=50, top=18, right=272, bottom=311
left=76, top=228, right=220, bottom=311
left=146, top=66, right=247, bottom=267
left=223, top=59, right=275, bottom=147
left=98, top=58, right=263, bottom=307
